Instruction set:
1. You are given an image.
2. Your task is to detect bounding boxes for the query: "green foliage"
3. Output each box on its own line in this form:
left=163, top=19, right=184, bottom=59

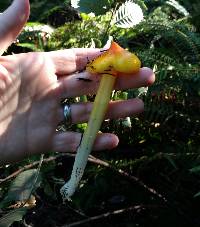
left=0, top=169, right=41, bottom=226
left=0, top=208, right=27, bottom=227
left=112, top=1, right=144, bottom=28
left=0, top=0, right=12, bottom=11
left=17, top=22, right=54, bottom=52
left=179, top=0, right=200, bottom=31
left=115, top=6, right=200, bottom=148
left=71, top=0, right=114, bottom=16
left=5, top=169, right=41, bottom=202
left=0, top=169, right=41, bottom=208
left=48, top=15, right=110, bottom=49
left=29, top=0, right=66, bottom=21
left=166, top=0, right=189, bottom=16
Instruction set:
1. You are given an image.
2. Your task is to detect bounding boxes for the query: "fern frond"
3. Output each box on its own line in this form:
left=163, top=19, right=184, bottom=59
left=131, top=18, right=200, bottom=63
left=112, top=1, right=144, bottom=28
left=166, top=0, right=189, bottom=16
left=71, top=0, right=79, bottom=9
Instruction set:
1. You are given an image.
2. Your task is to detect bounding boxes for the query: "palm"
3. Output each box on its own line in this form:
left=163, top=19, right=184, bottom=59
left=0, top=53, right=60, bottom=162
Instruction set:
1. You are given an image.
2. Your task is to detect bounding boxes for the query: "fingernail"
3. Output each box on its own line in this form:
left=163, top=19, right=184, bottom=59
left=141, top=67, right=155, bottom=86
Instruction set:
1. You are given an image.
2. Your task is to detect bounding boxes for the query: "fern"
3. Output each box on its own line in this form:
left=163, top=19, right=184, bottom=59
left=112, top=1, right=144, bottom=28
left=129, top=17, right=200, bottom=133
left=166, top=0, right=189, bottom=16
left=128, top=17, right=200, bottom=64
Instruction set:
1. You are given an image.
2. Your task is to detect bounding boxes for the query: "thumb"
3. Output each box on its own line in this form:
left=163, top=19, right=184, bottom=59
left=0, top=0, right=30, bottom=55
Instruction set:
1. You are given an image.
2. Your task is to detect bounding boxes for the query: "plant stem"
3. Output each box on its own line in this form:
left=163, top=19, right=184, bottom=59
left=60, top=74, right=116, bottom=200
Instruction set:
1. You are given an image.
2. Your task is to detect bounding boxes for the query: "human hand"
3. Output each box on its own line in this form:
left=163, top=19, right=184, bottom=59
left=0, top=1, right=155, bottom=164
left=0, top=49, right=155, bottom=164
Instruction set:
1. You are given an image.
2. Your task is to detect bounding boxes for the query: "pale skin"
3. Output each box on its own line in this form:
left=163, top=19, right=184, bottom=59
left=0, top=0, right=155, bottom=165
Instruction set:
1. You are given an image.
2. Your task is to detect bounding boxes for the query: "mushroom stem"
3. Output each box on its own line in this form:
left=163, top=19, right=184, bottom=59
left=60, top=74, right=116, bottom=200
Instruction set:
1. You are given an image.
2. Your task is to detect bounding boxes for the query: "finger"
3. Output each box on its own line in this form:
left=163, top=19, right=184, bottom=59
left=0, top=0, right=30, bottom=55
left=115, top=67, right=155, bottom=90
left=52, top=132, right=119, bottom=152
left=58, top=98, right=144, bottom=124
left=48, top=48, right=102, bottom=75
left=58, top=67, right=155, bottom=98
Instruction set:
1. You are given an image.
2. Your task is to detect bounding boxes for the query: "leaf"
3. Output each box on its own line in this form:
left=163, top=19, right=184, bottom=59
left=121, top=117, right=132, bottom=128
left=166, top=0, right=189, bottom=17
left=194, top=191, right=200, bottom=198
left=16, top=43, right=41, bottom=51
left=112, top=1, right=144, bottom=28
left=0, top=207, right=27, bottom=227
left=71, top=0, right=112, bottom=16
left=5, top=169, right=41, bottom=202
left=71, top=0, right=79, bottom=9
left=136, top=87, right=149, bottom=97
left=163, top=154, right=178, bottom=169
left=189, top=165, right=200, bottom=173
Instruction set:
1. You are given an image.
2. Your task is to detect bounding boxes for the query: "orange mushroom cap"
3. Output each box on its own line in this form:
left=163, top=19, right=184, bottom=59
left=86, top=41, right=141, bottom=76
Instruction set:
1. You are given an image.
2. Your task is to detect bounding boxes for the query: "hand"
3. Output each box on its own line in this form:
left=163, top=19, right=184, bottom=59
left=0, top=1, right=155, bottom=164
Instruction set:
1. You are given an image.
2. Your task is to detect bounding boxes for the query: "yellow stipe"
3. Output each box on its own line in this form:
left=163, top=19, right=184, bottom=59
left=60, top=74, right=116, bottom=200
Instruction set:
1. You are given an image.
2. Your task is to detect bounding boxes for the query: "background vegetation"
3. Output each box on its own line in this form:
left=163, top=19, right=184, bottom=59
left=0, top=0, right=200, bottom=226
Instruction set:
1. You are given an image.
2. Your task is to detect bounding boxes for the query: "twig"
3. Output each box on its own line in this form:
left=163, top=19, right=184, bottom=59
left=88, top=155, right=167, bottom=202
left=63, top=204, right=159, bottom=227
left=0, top=153, right=167, bottom=202
left=59, top=153, right=167, bottom=202
left=66, top=204, right=88, bottom=218
left=0, top=156, right=56, bottom=184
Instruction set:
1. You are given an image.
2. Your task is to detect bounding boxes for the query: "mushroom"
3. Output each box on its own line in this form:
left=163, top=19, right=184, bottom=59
left=60, top=41, right=141, bottom=200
